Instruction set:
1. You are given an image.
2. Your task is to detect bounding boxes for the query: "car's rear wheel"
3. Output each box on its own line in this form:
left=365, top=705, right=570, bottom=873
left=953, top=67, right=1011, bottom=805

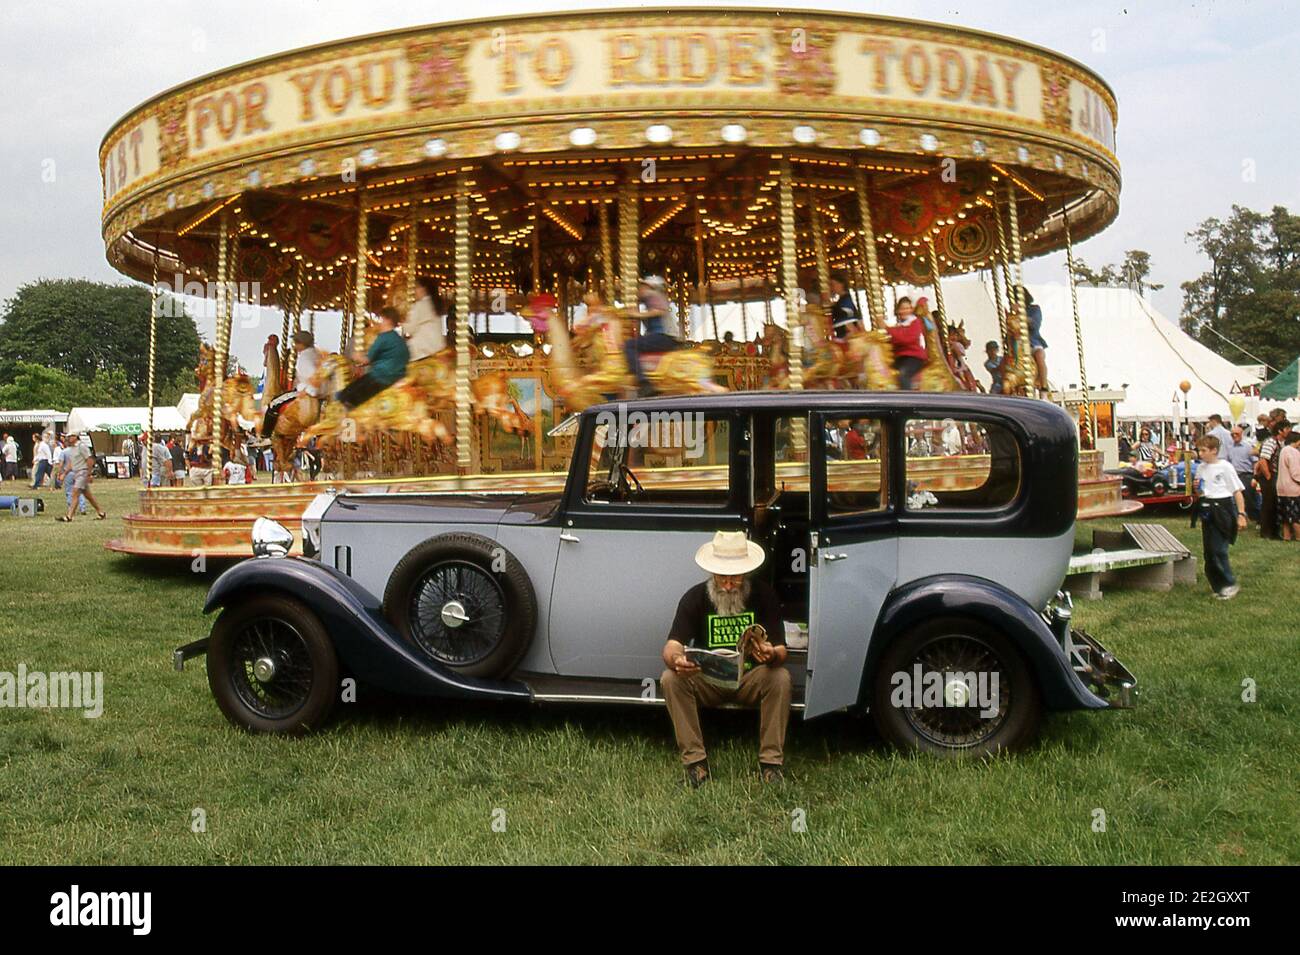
left=871, top=617, right=1041, bottom=757
left=207, top=594, right=339, bottom=734
left=383, top=534, right=536, bottom=678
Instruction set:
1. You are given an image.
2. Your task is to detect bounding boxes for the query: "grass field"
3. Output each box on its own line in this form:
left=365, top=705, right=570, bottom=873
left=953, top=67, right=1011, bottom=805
left=1, top=478, right=1297, bottom=865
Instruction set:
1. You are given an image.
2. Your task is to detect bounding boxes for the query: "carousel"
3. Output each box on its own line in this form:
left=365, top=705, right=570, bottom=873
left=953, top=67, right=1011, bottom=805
left=101, top=7, right=1130, bottom=557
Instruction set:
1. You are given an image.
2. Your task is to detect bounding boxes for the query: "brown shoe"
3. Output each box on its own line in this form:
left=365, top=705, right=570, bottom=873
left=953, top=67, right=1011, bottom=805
left=684, top=759, right=710, bottom=789
left=759, top=763, right=784, bottom=784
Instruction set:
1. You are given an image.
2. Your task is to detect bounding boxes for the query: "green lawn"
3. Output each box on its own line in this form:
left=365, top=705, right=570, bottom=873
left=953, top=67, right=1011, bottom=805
left=1, top=478, right=1296, bottom=864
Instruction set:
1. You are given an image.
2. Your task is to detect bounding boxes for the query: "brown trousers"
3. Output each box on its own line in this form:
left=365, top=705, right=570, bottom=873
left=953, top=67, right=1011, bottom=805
left=660, top=664, right=792, bottom=766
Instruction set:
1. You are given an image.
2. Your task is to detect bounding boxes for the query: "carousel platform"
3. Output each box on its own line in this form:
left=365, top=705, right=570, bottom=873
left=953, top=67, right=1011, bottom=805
left=107, top=450, right=1134, bottom=559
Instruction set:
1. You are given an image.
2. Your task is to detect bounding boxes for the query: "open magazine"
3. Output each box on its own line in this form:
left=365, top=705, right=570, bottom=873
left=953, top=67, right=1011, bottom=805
left=684, top=625, right=766, bottom=689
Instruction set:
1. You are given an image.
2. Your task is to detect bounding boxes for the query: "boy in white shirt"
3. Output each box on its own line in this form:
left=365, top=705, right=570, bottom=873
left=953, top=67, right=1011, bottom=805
left=1195, top=435, right=1248, bottom=600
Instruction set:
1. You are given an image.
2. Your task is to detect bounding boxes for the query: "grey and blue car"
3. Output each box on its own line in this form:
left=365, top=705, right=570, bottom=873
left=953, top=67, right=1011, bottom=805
left=177, top=391, right=1134, bottom=756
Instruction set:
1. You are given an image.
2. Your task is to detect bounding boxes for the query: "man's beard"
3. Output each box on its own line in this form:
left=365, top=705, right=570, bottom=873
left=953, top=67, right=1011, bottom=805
left=707, top=577, right=752, bottom=617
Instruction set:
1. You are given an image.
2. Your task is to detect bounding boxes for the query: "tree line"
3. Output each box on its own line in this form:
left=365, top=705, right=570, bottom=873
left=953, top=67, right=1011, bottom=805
left=0, top=279, right=201, bottom=411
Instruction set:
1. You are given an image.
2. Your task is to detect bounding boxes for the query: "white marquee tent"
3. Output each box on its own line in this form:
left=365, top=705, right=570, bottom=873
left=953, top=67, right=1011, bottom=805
left=66, top=402, right=189, bottom=436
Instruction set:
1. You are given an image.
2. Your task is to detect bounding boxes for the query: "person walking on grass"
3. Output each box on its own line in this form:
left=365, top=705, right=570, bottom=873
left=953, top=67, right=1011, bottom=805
left=1275, top=431, right=1300, bottom=541
left=2, top=432, right=18, bottom=482
left=30, top=433, right=53, bottom=489
left=1193, top=435, right=1247, bottom=600
left=56, top=430, right=105, bottom=522
left=1223, top=425, right=1259, bottom=522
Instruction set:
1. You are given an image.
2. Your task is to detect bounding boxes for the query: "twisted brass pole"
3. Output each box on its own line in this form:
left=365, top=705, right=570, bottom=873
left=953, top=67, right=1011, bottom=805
left=210, top=213, right=233, bottom=468
left=352, top=202, right=369, bottom=342
left=1061, top=204, right=1096, bottom=443
left=599, top=201, right=614, bottom=302
left=145, top=237, right=160, bottom=483
left=286, top=259, right=305, bottom=383
left=778, top=158, right=803, bottom=393
left=619, top=179, right=638, bottom=305
left=1004, top=181, right=1034, bottom=394
left=853, top=167, right=886, bottom=330
left=454, top=170, right=473, bottom=474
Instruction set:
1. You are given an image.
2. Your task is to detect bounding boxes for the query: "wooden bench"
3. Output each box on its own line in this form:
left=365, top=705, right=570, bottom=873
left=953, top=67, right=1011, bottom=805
left=1066, top=523, right=1197, bottom=599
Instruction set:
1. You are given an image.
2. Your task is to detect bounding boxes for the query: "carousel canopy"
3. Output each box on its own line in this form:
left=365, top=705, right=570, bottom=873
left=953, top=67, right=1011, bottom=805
left=99, top=8, right=1120, bottom=312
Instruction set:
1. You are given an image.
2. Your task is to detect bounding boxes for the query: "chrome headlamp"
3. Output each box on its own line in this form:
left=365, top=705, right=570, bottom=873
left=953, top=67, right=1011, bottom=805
left=251, top=517, right=294, bottom=559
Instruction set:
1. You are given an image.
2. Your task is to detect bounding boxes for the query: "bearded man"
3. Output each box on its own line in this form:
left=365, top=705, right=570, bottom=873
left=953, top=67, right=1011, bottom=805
left=660, top=531, right=790, bottom=787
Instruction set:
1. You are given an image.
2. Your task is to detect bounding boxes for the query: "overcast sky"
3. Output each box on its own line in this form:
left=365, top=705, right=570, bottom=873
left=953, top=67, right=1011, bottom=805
left=2, top=0, right=1297, bottom=371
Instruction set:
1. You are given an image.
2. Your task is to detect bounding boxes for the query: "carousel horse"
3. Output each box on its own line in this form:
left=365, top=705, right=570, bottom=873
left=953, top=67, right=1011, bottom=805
left=261, top=334, right=285, bottom=409
left=945, top=320, right=983, bottom=392
left=306, top=351, right=451, bottom=455
left=547, top=298, right=629, bottom=411
left=914, top=299, right=962, bottom=393
left=187, top=373, right=259, bottom=456
left=759, top=323, right=789, bottom=390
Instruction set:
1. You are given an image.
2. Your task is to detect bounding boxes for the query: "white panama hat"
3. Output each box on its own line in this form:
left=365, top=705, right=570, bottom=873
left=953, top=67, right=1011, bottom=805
left=695, top=530, right=765, bottom=576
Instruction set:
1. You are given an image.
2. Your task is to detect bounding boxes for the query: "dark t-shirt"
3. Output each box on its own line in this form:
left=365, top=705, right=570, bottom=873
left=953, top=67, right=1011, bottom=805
left=831, top=293, right=862, bottom=339
left=669, top=579, right=785, bottom=665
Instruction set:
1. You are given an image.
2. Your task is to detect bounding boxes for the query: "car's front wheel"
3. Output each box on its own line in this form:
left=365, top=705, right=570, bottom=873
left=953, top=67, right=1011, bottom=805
left=871, top=617, right=1041, bottom=757
left=207, top=594, right=339, bottom=734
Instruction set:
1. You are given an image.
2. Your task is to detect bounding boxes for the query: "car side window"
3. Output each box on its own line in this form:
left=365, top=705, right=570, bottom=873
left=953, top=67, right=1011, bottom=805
left=825, top=417, right=887, bottom=516
left=904, top=417, right=1020, bottom=509
left=583, top=412, right=731, bottom=507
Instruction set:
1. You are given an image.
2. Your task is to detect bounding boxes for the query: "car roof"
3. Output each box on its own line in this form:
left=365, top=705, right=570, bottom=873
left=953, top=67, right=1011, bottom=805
left=584, top=390, right=1056, bottom=419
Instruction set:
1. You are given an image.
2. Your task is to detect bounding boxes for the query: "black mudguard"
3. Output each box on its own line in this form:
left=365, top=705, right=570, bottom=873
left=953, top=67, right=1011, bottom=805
left=199, top=557, right=531, bottom=702
left=868, top=574, right=1108, bottom=711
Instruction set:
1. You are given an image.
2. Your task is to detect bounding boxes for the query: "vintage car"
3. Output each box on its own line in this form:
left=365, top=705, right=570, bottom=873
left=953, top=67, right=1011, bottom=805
left=176, top=392, right=1135, bottom=756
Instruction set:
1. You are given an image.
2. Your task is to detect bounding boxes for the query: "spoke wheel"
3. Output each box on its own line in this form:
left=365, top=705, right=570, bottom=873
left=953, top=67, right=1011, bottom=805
left=899, top=634, right=1010, bottom=749
left=873, top=616, right=1042, bottom=757
left=409, top=560, right=508, bottom=667
left=384, top=533, right=537, bottom=679
left=229, top=617, right=316, bottom=720
left=207, top=594, right=339, bottom=735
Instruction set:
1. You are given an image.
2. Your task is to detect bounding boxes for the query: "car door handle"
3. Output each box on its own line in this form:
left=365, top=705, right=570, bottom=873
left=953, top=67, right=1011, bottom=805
left=823, top=552, right=848, bottom=561
left=560, top=532, right=581, bottom=543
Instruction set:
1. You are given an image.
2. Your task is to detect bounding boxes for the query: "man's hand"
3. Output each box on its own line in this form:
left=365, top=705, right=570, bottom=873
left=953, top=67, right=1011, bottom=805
left=751, top=642, right=788, bottom=666
left=1237, top=513, right=1248, bottom=529
left=663, top=639, right=698, bottom=674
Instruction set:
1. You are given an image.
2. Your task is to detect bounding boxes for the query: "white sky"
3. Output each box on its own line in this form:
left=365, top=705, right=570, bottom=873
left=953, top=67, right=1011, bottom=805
left=2, top=0, right=1297, bottom=370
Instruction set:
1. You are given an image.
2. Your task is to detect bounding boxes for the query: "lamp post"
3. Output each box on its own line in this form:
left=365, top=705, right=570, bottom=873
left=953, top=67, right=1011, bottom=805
left=1179, top=380, right=1192, bottom=497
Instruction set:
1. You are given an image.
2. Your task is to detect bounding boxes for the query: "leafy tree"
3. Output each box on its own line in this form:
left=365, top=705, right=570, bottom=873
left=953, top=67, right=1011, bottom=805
left=0, top=361, right=133, bottom=410
left=1180, top=205, right=1300, bottom=373
left=0, top=280, right=201, bottom=398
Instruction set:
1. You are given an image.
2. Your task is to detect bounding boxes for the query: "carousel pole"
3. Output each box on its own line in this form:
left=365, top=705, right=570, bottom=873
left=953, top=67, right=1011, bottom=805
left=990, top=253, right=1009, bottom=344
left=406, top=223, right=419, bottom=308
left=853, top=167, right=887, bottom=329
left=1061, top=204, right=1096, bottom=444
left=693, top=201, right=708, bottom=336
left=144, top=235, right=160, bottom=484
left=531, top=206, right=542, bottom=292
left=739, top=276, right=749, bottom=343
left=211, top=212, right=238, bottom=477
left=599, top=201, right=614, bottom=302
left=352, top=201, right=369, bottom=342
left=926, top=232, right=948, bottom=356
left=677, top=274, right=692, bottom=339
left=287, top=260, right=305, bottom=381
left=809, top=194, right=831, bottom=316
left=1003, top=180, right=1035, bottom=395
left=454, top=169, right=473, bottom=474
left=992, top=185, right=1017, bottom=355
left=778, top=158, right=803, bottom=393
left=618, top=179, right=638, bottom=306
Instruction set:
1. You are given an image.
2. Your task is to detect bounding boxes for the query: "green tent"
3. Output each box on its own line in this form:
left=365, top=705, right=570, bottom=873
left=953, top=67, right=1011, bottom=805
left=1261, top=358, right=1300, bottom=400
